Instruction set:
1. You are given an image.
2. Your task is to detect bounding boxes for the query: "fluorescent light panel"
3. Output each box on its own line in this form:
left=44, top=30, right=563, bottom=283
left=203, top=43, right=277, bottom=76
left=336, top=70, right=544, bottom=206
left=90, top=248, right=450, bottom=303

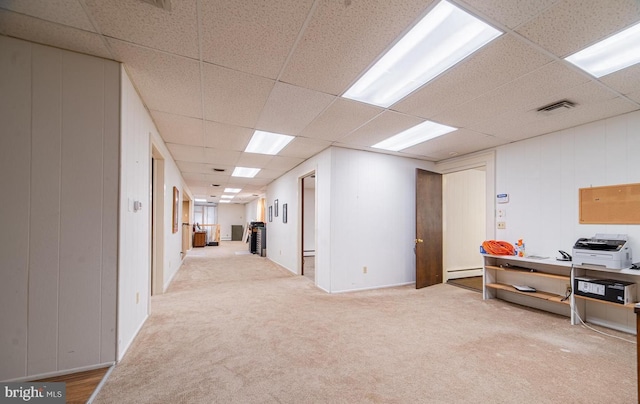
left=220, top=195, right=234, bottom=199
left=565, top=21, right=640, bottom=78
left=232, top=167, right=261, bottom=178
left=342, top=0, right=502, bottom=108
left=245, top=130, right=294, bottom=155
left=194, top=198, right=206, bottom=202
left=372, top=120, right=457, bottom=151
left=219, top=200, right=231, bottom=203
left=224, top=188, right=241, bottom=193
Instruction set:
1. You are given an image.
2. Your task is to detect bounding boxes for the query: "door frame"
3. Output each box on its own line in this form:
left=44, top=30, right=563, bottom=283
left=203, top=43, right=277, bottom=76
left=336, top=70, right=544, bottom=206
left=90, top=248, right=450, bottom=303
left=151, top=145, right=165, bottom=296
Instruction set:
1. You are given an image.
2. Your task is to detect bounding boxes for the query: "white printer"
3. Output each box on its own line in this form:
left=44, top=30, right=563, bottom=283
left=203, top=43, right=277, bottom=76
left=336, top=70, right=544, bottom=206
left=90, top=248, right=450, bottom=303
left=572, top=234, right=633, bottom=269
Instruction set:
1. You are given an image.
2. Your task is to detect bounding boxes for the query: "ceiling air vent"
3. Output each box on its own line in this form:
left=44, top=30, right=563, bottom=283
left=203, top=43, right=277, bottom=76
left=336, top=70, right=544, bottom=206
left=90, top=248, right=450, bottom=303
left=140, top=0, right=171, bottom=11
left=536, top=100, right=576, bottom=115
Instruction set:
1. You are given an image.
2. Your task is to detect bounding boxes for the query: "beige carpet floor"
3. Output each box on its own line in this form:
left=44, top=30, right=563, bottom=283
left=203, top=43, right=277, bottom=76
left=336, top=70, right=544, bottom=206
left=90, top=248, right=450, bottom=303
left=95, top=241, right=636, bottom=403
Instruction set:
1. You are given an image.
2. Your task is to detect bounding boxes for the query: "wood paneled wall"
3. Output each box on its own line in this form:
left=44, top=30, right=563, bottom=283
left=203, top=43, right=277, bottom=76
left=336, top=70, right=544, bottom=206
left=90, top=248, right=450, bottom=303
left=0, top=36, right=119, bottom=380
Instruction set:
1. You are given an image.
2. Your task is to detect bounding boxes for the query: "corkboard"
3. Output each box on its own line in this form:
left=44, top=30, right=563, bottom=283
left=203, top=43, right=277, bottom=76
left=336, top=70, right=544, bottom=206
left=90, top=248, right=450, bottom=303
left=579, top=183, right=640, bottom=224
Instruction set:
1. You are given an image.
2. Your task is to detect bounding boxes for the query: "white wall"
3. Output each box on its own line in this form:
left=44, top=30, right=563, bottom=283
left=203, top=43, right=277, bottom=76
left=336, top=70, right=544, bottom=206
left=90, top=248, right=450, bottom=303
left=266, top=147, right=436, bottom=293
left=329, top=148, right=435, bottom=292
left=218, top=204, right=246, bottom=240
left=0, top=37, right=118, bottom=380
left=495, top=110, right=640, bottom=259
left=267, top=148, right=332, bottom=290
left=118, top=68, right=191, bottom=358
left=118, top=68, right=151, bottom=359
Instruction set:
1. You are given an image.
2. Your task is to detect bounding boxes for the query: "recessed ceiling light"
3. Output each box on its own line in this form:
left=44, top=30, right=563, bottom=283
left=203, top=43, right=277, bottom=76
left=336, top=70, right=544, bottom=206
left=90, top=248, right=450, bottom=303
left=232, top=167, right=260, bottom=178
left=565, top=21, right=640, bottom=78
left=221, top=195, right=234, bottom=199
left=219, top=200, right=231, bottom=203
left=224, top=188, right=241, bottom=193
left=372, top=120, right=457, bottom=151
left=245, top=130, right=294, bottom=155
left=342, top=0, right=502, bottom=108
left=194, top=198, right=206, bottom=202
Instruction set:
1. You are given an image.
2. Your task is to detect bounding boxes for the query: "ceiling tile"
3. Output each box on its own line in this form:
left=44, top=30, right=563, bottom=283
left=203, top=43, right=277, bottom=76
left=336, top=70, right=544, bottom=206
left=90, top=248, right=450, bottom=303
left=432, top=62, right=589, bottom=128
left=109, top=39, right=201, bottom=118
left=235, top=153, right=274, bottom=168
left=151, top=110, right=204, bottom=147
left=281, top=0, right=435, bottom=95
left=627, top=90, right=640, bottom=104
left=199, top=0, right=313, bottom=79
left=299, top=98, right=383, bottom=141
left=176, top=161, right=234, bottom=176
left=471, top=95, right=638, bottom=141
left=202, top=63, right=274, bottom=127
left=0, top=0, right=96, bottom=31
left=256, top=82, right=335, bottom=135
left=166, top=144, right=206, bottom=163
left=599, top=64, right=640, bottom=98
left=279, top=137, right=332, bottom=159
left=254, top=168, right=284, bottom=180
left=203, top=149, right=242, bottom=166
left=461, top=0, right=560, bottom=29
left=393, top=34, right=553, bottom=119
left=265, top=155, right=305, bottom=171
left=0, top=10, right=112, bottom=59
left=204, top=120, right=253, bottom=152
left=339, top=110, right=424, bottom=147
left=515, top=0, right=640, bottom=57
left=402, top=129, right=510, bottom=156
left=84, top=0, right=199, bottom=59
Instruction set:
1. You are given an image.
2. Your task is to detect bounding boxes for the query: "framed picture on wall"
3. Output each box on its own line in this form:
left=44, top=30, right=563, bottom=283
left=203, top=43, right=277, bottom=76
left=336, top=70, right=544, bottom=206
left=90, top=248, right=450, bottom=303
left=172, top=186, right=179, bottom=233
left=274, top=199, right=279, bottom=217
left=283, top=203, right=287, bottom=223
left=269, top=206, right=272, bottom=222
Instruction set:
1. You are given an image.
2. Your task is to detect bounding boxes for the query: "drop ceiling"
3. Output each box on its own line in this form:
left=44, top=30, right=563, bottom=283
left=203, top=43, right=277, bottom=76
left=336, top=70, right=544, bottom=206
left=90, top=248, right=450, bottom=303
left=1, top=0, right=639, bottom=204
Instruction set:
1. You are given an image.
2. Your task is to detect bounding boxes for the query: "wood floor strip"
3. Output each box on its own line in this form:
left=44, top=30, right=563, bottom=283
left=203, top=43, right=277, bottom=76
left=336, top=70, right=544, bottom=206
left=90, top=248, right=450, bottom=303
left=35, top=366, right=110, bottom=404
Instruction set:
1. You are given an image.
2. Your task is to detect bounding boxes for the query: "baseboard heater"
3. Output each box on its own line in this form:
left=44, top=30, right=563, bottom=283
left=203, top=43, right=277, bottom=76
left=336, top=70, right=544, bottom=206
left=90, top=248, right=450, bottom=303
left=448, top=267, right=482, bottom=272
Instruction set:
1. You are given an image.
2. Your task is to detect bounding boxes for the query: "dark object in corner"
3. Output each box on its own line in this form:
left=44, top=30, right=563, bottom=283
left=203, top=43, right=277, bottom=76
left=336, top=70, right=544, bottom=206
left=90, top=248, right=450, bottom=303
left=556, top=250, right=572, bottom=261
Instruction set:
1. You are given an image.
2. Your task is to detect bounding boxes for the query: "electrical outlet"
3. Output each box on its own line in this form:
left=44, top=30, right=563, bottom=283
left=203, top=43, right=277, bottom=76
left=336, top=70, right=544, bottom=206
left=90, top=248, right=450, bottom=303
left=497, top=221, right=506, bottom=229
left=363, top=266, right=367, bottom=274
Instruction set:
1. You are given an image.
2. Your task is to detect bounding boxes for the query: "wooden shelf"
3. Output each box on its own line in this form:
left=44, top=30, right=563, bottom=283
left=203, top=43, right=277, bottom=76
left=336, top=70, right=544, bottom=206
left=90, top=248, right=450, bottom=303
left=485, top=265, right=570, bottom=281
left=574, top=294, right=636, bottom=310
left=486, top=283, right=569, bottom=305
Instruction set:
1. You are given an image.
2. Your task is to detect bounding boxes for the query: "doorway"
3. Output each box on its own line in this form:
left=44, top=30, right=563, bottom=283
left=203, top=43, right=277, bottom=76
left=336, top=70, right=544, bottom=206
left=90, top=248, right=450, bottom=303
left=300, top=172, right=316, bottom=282
left=182, top=196, right=191, bottom=254
left=434, top=151, right=495, bottom=291
left=443, top=168, right=486, bottom=286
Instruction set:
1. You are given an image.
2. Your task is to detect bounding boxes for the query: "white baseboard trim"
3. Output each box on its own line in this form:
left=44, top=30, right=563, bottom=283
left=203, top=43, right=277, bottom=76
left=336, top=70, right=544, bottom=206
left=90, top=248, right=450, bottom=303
left=86, top=364, right=115, bottom=403
left=163, top=263, right=181, bottom=292
left=332, top=281, right=414, bottom=294
left=2, top=362, right=115, bottom=383
left=118, top=313, right=149, bottom=361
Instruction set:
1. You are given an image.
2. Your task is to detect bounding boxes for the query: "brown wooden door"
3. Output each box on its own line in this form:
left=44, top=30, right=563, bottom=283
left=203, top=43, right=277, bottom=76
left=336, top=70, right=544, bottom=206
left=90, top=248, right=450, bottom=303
left=415, top=168, right=443, bottom=289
